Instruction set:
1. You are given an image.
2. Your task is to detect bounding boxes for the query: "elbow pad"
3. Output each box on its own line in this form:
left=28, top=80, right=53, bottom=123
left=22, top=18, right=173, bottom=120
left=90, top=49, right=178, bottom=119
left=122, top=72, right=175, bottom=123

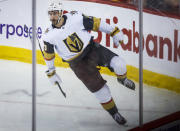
left=99, top=20, right=114, bottom=34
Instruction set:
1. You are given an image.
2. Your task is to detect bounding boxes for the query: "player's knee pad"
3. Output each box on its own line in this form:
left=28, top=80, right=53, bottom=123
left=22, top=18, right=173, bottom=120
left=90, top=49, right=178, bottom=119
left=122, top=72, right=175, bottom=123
left=93, top=84, right=112, bottom=103
left=110, top=56, right=127, bottom=75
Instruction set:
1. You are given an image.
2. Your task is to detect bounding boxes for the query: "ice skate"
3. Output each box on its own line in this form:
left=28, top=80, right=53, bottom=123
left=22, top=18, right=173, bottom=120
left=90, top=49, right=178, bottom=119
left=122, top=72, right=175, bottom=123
left=112, top=112, right=127, bottom=125
left=117, top=78, right=135, bottom=90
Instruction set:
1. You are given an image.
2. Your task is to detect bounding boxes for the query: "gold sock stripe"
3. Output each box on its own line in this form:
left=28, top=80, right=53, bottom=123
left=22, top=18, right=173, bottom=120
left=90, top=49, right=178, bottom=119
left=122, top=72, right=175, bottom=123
left=110, top=27, right=120, bottom=37
left=117, top=73, right=127, bottom=79
left=101, top=98, right=115, bottom=110
left=93, top=17, right=101, bottom=31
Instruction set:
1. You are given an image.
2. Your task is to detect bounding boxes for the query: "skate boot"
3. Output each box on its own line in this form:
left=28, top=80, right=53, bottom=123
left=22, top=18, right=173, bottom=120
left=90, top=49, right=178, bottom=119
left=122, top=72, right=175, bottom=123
left=117, top=78, right=135, bottom=90
left=112, top=112, right=127, bottom=125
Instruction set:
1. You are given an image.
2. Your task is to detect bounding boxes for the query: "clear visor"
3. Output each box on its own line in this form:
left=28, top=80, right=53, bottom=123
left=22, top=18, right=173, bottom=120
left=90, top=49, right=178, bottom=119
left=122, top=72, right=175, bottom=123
left=48, top=10, right=60, bottom=16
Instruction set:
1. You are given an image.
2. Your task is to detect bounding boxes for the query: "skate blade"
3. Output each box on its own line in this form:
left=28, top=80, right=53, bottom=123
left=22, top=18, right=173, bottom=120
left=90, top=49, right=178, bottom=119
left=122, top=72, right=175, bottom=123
left=120, top=123, right=129, bottom=127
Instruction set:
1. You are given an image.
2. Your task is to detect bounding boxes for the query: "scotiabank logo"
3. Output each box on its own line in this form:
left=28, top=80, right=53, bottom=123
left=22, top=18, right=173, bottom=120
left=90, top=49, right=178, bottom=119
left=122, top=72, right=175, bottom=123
left=93, top=17, right=180, bottom=63
left=0, top=15, right=179, bottom=63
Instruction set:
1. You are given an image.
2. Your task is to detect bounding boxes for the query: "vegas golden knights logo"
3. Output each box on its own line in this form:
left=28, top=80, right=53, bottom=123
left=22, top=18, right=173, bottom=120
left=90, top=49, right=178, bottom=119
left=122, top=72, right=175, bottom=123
left=63, top=33, right=84, bottom=53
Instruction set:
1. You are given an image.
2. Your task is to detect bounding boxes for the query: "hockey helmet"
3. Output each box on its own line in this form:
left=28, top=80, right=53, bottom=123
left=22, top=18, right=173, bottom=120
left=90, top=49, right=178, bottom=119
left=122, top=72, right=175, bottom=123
left=48, top=0, right=63, bottom=12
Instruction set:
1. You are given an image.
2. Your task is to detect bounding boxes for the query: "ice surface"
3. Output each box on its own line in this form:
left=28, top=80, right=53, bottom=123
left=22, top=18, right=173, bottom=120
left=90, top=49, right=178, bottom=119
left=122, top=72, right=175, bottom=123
left=0, top=59, right=180, bottom=131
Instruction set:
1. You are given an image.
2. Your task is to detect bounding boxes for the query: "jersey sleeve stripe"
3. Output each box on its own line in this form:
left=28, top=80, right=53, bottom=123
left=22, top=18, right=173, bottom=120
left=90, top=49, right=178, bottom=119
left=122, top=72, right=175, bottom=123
left=44, top=52, right=55, bottom=61
left=92, top=17, right=101, bottom=31
left=110, top=27, right=120, bottom=37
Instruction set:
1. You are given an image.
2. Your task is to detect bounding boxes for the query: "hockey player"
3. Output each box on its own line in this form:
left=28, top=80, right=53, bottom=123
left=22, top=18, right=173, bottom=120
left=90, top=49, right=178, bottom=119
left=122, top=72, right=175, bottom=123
left=42, top=0, right=135, bottom=125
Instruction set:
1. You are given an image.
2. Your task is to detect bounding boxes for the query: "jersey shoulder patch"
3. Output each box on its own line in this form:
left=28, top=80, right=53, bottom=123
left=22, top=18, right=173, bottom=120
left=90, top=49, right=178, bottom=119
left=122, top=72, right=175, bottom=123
left=66, top=11, right=82, bottom=17
left=70, top=11, right=78, bottom=15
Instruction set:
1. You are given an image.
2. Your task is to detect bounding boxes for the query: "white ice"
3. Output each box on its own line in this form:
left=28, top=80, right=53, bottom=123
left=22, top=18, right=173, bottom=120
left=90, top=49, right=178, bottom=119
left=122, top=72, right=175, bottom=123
left=0, top=59, right=180, bottom=131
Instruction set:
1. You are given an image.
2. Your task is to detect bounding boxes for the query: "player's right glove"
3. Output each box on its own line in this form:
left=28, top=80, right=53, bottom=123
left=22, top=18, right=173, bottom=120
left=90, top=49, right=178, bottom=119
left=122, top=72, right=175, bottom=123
left=108, top=26, right=124, bottom=47
left=46, top=69, right=62, bottom=85
left=112, top=29, right=124, bottom=47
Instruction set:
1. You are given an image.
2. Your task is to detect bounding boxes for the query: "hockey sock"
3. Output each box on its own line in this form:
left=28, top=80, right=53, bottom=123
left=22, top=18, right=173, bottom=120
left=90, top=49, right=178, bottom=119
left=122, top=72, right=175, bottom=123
left=93, top=84, right=118, bottom=116
left=110, top=56, right=127, bottom=76
left=101, top=98, right=118, bottom=116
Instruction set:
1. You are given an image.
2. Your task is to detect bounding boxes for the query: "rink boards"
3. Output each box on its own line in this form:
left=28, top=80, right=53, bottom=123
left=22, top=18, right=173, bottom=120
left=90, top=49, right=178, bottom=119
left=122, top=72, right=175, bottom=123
left=0, top=0, right=180, bottom=93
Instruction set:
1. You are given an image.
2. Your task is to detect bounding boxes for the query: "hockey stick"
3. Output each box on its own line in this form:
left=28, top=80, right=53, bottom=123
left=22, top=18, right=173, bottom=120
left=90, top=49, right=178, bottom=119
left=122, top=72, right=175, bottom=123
left=55, top=81, right=66, bottom=98
left=24, top=25, right=66, bottom=98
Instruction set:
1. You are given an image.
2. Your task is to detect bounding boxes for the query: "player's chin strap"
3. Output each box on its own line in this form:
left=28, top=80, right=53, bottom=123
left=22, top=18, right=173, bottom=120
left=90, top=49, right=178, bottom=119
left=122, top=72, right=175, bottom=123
left=57, top=10, right=63, bottom=24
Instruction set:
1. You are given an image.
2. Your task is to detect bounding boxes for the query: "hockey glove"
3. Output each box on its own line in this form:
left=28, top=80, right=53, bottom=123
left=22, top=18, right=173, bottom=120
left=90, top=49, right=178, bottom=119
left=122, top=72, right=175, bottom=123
left=46, top=69, right=62, bottom=85
left=112, top=31, right=124, bottom=47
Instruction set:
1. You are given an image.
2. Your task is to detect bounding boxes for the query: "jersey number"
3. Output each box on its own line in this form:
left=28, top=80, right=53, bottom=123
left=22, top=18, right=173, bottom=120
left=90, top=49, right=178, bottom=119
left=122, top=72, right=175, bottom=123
left=63, top=33, right=84, bottom=53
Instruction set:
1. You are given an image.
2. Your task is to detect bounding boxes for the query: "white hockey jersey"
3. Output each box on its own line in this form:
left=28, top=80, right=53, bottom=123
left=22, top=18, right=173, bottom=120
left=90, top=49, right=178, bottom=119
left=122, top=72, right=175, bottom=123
left=42, top=11, right=93, bottom=62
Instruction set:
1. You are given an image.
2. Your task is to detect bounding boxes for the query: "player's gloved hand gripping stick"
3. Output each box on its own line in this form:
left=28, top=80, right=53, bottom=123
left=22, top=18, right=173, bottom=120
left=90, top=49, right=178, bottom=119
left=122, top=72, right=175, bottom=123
left=46, top=69, right=66, bottom=97
left=24, top=25, right=66, bottom=98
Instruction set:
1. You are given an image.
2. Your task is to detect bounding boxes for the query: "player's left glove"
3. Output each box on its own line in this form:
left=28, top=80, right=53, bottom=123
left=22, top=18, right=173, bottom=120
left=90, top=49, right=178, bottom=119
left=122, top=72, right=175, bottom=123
left=46, top=69, right=62, bottom=85
left=112, top=30, right=124, bottom=47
